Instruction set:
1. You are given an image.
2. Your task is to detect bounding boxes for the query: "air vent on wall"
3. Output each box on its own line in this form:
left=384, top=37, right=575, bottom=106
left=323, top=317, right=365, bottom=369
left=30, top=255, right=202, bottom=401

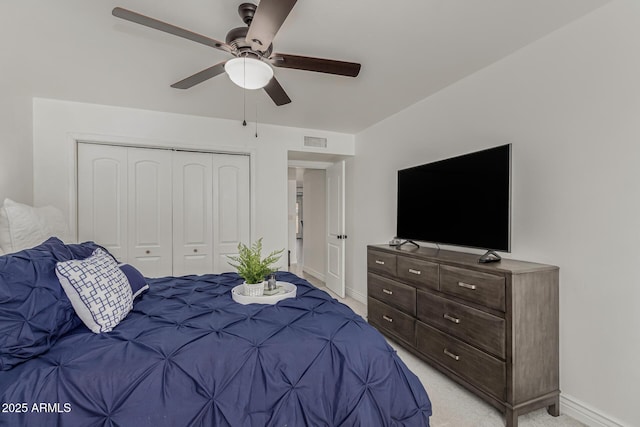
left=304, top=136, right=327, bottom=148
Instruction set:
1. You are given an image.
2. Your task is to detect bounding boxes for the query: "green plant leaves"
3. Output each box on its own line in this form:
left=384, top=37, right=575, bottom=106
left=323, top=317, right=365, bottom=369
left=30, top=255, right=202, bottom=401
left=226, top=238, right=284, bottom=284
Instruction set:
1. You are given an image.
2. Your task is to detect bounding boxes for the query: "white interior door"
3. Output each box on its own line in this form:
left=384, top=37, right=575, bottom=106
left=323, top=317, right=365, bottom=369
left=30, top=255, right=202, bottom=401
left=326, top=161, right=346, bottom=298
left=127, top=148, right=172, bottom=278
left=212, top=154, right=250, bottom=273
left=172, top=151, right=213, bottom=276
left=77, top=143, right=128, bottom=262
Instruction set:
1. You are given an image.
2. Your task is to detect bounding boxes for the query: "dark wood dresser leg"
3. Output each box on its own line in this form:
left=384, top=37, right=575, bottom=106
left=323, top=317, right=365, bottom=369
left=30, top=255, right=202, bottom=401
left=547, top=396, right=560, bottom=417
left=505, top=408, right=518, bottom=427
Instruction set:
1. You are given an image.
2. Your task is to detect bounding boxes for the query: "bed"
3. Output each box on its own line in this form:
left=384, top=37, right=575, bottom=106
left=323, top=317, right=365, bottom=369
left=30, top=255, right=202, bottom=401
left=0, top=238, right=431, bottom=426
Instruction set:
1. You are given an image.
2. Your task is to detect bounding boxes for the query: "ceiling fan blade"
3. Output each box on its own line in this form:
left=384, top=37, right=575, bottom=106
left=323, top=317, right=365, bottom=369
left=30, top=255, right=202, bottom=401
left=264, top=77, right=291, bottom=106
left=171, top=61, right=228, bottom=89
left=245, top=0, right=297, bottom=52
left=112, top=7, right=232, bottom=54
left=270, top=53, right=361, bottom=77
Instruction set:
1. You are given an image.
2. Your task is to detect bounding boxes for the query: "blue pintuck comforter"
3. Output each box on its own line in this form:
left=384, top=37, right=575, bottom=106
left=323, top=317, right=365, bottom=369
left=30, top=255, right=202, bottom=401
left=0, top=271, right=431, bottom=426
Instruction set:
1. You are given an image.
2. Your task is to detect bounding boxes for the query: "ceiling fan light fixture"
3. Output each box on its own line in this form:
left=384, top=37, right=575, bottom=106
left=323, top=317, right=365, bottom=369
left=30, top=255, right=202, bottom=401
left=225, top=57, right=273, bottom=90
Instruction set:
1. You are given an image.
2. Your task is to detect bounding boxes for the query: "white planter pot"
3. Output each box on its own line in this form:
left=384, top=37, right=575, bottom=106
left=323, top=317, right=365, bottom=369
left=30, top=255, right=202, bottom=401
left=243, top=281, right=265, bottom=297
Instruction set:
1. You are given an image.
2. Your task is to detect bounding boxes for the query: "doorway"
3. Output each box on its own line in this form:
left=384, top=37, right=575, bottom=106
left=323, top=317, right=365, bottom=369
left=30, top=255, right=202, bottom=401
left=296, top=194, right=303, bottom=241
left=287, top=166, right=327, bottom=284
left=287, top=152, right=348, bottom=299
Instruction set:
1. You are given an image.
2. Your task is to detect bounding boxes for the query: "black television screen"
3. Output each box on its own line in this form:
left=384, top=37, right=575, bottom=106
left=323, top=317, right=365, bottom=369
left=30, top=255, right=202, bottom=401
left=396, top=144, right=511, bottom=252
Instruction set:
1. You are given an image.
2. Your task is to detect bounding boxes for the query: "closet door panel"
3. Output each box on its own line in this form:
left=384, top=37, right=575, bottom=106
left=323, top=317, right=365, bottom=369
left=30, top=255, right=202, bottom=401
left=173, top=152, right=213, bottom=276
left=128, top=148, right=172, bottom=278
left=213, top=154, right=250, bottom=273
left=77, top=143, right=128, bottom=262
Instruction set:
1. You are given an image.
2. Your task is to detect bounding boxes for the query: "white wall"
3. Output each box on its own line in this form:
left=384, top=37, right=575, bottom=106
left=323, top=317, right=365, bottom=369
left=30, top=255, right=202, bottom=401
left=32, top=98, right=354, bottom=265
left=302, top=169, right=326, bottom=280
left=348, top=1, right=639, bottom=425
left=0, top=90, right=33, bottom=205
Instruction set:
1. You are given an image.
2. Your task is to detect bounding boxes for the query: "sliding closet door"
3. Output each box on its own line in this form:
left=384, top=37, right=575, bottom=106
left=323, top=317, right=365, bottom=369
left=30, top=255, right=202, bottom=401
left=127, top=148, right=173, bottom=278
left=172, top=152, right=213, bottom=276
left=78, top=144, right=251, bottom=277
left=77, top=143, right=128, bottom=262
left=212, top=154, right=250, bottom=273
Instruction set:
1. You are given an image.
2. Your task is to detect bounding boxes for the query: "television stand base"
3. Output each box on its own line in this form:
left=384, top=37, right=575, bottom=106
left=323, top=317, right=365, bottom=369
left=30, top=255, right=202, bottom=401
left=397, top=240, right=420, bottom=249
left=479, top=250, right=501, bottom=263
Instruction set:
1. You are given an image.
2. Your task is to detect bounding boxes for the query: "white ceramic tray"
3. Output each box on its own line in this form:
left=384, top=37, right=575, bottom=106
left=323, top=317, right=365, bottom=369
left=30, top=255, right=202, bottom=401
left=231, top=281, right=297, bottom=305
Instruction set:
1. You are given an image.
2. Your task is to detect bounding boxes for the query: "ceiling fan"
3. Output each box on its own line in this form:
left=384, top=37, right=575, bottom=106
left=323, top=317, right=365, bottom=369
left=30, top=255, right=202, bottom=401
left=112, top=0, right=361, bottom=106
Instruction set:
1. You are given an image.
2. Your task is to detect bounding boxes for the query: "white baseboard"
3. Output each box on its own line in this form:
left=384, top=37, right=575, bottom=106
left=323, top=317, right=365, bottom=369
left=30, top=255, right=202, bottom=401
left=561, top=394, right=627, bottom=427
left=302, top=266, right=325, bottom=282
left=346, top=286, right=366, bottom=304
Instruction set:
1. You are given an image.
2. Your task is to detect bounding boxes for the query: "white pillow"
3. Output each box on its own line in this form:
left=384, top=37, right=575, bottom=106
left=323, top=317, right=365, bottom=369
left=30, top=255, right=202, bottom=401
left=0, top=198, right=71, bottom=254
left=55, top=248, right=133, bottom=334
left=0, top=206, right=11, bottom=253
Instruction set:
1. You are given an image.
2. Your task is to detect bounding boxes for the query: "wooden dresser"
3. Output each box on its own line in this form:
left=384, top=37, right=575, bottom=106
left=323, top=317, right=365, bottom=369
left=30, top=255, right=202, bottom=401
left=367, top=244, right=559, bottom=427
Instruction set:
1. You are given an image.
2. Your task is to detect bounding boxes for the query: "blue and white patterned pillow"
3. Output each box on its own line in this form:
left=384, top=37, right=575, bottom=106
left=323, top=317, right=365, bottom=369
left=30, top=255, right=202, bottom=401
left=55, top=248, right=133, bottom=333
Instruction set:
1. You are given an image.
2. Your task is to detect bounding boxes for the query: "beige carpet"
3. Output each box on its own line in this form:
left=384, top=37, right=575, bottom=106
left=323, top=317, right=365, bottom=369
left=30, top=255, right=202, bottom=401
left=293, top=269, right=585, bottom=427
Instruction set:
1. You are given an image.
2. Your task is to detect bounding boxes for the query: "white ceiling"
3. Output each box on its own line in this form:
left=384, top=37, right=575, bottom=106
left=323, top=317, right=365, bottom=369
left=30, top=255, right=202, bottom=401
left=2, top=0, right=608, bottom=134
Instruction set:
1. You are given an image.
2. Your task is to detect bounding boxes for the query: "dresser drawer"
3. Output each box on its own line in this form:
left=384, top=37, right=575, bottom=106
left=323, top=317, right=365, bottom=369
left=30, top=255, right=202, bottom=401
left=368, top=297, right=415, bottom=345
left=440, top=265, right=505, bottom=311
left=368, top=273, right=416, bottom=316
left=417, top=322, right=505, bottom=400
left=417, top=290, right=505, bottom=358
left=367, top=250, right=397, bottom=276
left=397, top=256, right=439, bottom=291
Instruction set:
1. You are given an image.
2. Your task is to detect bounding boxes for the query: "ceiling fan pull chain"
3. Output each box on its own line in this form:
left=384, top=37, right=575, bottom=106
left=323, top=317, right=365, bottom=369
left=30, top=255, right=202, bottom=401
left=242, top=100, right=246, bottom=125
left=255, top=104, right=259, bottom=138
left=242, top=56, right=247, bottom=126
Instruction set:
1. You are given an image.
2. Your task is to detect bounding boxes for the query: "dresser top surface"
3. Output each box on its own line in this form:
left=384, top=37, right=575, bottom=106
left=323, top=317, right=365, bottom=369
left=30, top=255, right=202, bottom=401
left=368, top=244, right=558, bottom=274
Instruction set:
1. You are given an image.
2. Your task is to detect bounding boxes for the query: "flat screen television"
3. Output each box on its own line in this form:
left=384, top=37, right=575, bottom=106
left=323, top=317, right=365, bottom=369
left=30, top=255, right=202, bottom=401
left=396, top=144, right=511, bottom=259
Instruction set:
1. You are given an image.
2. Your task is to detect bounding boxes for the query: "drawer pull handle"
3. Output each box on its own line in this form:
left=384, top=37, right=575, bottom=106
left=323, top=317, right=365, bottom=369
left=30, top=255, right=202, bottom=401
left=408, top=268, right=421, bottom=275
left=382, top=315, right=393, bottom=323
left=443, top=313, right=460, bottom=324
left=375, top=260, right=385, bottom=265
left=458, top=281, right=477, bottom=290
left=382, top=288, right=393, bottom=295
left=444, top=349, right=460, bottom=361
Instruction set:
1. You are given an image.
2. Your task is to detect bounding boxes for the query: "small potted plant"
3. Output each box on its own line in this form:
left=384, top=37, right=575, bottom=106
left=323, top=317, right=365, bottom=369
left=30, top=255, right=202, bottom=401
left=227, top=238, right=284, bottom=297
